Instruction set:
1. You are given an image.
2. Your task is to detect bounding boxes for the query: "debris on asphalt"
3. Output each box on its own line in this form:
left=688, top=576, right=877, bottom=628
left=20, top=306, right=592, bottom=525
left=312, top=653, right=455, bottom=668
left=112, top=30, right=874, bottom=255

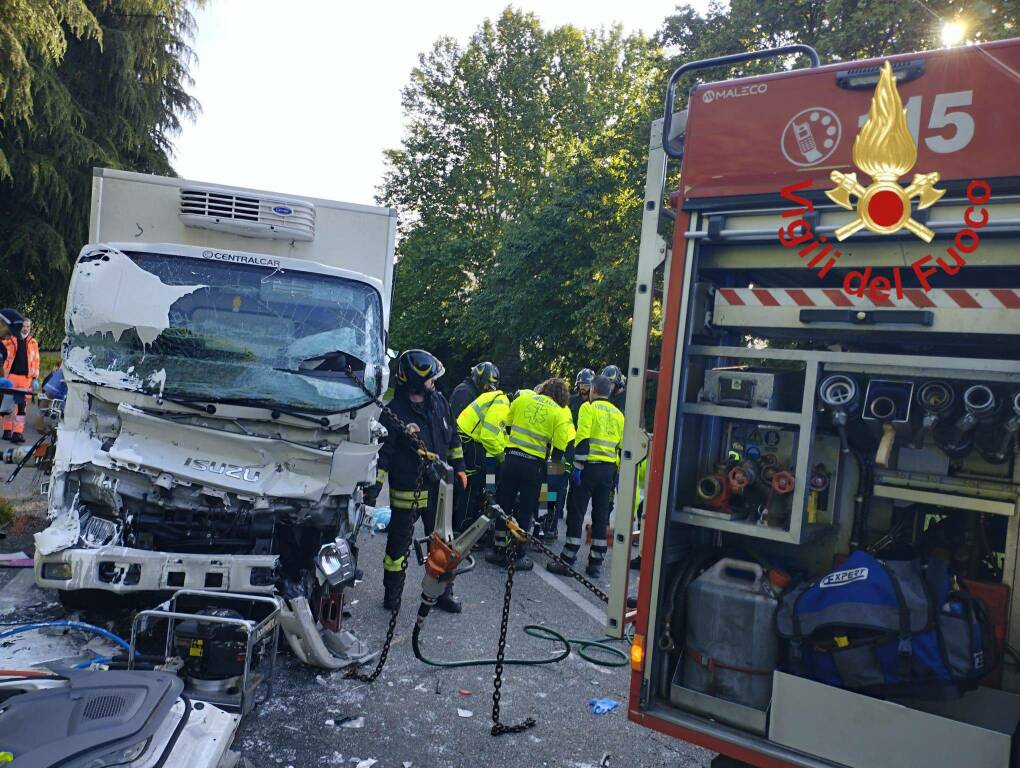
left=353, top=760, right=377, bottom=768
left=457, top=689, right=471, bottom=696
left=457, top=708, right=473, bottom=718
left=600, top=753, right=611, bottom=767
left=339, top=716, right=365, bottom=729
left=588, top=698, right=620, bottom=716
left=371, top=507, right=391, bottom=531
left=325, top=719, right=335, bottom=727
left=414, top=683, right=428, bottom=692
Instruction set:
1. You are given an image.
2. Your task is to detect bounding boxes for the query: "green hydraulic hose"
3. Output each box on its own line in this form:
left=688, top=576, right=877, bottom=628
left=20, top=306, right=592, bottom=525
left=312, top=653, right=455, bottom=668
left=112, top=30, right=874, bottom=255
left=411, top=620, right=629, bottom=668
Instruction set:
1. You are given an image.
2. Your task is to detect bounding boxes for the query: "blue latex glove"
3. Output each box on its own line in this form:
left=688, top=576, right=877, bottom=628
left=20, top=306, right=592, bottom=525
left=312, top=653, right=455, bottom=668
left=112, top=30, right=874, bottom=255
left=588, top=697, right=620, bottom=715
left=571, top=468, right=583, bottom=486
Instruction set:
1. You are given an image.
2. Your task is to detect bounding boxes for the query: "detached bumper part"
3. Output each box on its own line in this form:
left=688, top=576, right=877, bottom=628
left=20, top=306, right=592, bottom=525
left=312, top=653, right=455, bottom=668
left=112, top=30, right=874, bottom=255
left=279, top=596, right=378, bottom=670
left=35, top=546, right=278, bottom=594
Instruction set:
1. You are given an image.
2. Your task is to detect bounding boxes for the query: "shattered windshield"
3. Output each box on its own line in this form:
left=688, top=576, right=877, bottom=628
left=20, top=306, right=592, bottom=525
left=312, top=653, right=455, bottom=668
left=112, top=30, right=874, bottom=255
left=64, top=248, right=386, bottom=412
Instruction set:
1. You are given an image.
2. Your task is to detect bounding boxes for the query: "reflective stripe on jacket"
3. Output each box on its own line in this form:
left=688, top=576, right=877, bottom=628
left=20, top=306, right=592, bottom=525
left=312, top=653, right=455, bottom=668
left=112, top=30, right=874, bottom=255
left=574, top=399, right=624, bottom=467
left=456, top=389, right=510, bottom=458
left=505, top=389, right=575, bottom=460
left=1, top=336, right=38, bottom=380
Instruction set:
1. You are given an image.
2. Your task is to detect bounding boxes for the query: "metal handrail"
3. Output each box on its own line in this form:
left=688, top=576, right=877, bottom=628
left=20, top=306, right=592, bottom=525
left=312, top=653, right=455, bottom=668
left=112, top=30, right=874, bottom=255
left=662, top=45, right=822, bottom=159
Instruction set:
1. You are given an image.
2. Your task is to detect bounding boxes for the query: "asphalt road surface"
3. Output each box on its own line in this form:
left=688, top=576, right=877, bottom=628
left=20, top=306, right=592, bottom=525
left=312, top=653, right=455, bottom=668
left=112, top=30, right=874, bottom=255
left=231, top=521, right=712, bottom=768
left=0, top=450, right=713, bottom=768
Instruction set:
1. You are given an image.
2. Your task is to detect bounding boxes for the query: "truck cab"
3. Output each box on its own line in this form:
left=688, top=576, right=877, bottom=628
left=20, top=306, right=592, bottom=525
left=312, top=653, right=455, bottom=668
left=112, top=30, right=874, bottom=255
left=35, top=169, right=396, bottom=619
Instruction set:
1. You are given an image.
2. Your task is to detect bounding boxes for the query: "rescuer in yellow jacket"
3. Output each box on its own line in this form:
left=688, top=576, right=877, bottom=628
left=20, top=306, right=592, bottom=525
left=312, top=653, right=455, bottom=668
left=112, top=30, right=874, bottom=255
left=547, top=374, right=624, bottom=579
left=455, top=386, right=510, bottom=532
left=486, top=378, right=574, bottom=570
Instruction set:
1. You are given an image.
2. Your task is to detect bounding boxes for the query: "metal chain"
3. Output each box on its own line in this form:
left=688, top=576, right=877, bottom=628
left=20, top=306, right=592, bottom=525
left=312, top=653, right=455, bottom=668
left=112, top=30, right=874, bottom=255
left=346, top=367, right=432, bottom=683
left=490, top=538, right=537, bottom=736
left=480, top=490, right=609, bottom=605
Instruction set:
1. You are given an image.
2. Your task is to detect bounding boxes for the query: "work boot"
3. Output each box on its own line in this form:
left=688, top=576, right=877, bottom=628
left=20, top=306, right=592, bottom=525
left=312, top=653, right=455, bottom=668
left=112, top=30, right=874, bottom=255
left=1, top=430, right=10, bottom=441
left=545, top=557, right=576, bottom=575
left=10, top=433, right=24, bottom=445
left=382, top=572, right=403, bottom=611
left=485, top=547, right=508, bottom=566
left=382, top=585, right=401, bottom=611
left=511, top=552, right=534, bottom=571
left=435, top=586, right=463, bottom=614
left=586, top=561, right=603, bottom=579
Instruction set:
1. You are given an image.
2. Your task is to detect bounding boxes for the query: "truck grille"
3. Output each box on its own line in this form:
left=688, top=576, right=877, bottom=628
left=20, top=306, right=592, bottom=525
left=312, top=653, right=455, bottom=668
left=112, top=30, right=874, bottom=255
left=179, top=186, right=315, bottom=241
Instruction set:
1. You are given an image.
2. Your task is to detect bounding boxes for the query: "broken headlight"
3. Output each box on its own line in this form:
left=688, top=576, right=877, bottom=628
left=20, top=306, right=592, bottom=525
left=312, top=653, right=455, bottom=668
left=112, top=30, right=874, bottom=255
left=79, top=510, right=122, bottom=548
left=314, top=539, right=357, bottom=588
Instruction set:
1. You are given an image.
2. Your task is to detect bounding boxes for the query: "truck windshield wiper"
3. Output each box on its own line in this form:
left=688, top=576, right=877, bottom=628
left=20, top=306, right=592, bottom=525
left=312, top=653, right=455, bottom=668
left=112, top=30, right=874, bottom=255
left=158, top=393, right=333, bottom=427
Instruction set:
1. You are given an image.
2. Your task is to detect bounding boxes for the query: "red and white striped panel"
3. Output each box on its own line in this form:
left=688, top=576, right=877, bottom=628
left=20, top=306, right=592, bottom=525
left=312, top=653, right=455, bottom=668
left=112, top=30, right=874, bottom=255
left=715, top=287, right=1020, bottom=310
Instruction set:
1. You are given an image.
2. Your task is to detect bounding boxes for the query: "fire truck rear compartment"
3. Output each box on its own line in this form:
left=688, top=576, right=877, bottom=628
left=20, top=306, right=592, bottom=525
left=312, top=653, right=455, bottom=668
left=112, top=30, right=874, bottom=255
left=631, top=119, right=1020, bottom=766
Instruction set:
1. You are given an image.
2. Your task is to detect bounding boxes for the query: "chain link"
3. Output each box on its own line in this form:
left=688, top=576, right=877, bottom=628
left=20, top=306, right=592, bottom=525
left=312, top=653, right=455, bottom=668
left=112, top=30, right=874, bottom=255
left=480, top=490, right=609, bottom=605
left=490, top=538, right=537, bottom=736
left=346, top=366, right=611, bottom=726
left=346, top=367, right=432, bottom=683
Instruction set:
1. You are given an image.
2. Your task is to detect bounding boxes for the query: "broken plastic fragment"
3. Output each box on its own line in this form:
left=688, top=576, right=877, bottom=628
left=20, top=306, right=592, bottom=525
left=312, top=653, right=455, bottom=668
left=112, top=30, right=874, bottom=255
left=339, top=716, right=365, bottom=729
left=457, top=708, right=473, bottom=718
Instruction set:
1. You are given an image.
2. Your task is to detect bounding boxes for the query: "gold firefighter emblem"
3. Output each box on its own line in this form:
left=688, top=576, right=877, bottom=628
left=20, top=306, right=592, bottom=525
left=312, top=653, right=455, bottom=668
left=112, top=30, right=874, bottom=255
left=826, top=61, right=944, bottom=242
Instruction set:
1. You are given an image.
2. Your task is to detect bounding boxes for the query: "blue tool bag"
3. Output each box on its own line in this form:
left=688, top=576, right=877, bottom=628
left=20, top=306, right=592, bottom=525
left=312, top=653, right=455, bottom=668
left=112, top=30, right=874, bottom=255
left=777, top=551, right=995, bottom=698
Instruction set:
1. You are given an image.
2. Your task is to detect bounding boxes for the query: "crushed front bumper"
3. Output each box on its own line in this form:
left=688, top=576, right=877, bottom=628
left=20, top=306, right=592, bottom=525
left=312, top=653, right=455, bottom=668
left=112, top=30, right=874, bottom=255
left=35, top=546, right=278, bottom=594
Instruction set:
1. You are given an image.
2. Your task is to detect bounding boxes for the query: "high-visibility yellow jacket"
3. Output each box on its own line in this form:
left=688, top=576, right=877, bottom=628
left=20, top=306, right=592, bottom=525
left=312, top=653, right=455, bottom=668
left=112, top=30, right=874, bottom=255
left=456, top=389, right=510, bottom=458
left=505, top=389, right=575, bottom=460
left=574, top=398, right=624, bottom=467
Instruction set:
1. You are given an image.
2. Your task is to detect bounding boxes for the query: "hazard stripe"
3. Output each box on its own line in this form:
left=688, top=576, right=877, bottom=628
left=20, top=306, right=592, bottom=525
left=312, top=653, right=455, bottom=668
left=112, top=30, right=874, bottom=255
left=991, top=289, right=1020, bottom=309
left=946, top=289, right=981, bottom=309
left=714, top=287, right=1020, bottom=309
left=823, top=289, right=853, bottom=308
left=786, top=288, right=814, bottom=307
left=718, top=288, right=745, bottom=306
left=903, top=289, right=935, bottom=308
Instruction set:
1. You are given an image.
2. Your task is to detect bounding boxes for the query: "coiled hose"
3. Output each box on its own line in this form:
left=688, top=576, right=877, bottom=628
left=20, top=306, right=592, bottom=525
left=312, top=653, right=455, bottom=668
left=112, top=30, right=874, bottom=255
left=412, top=621, right=630, bottom=668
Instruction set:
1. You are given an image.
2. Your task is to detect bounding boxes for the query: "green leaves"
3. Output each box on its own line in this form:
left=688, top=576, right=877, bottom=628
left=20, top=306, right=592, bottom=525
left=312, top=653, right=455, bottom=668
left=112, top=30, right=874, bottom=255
left=0, top=0, right=200, bottom=346
left=380, top=8, right=662, bottom=386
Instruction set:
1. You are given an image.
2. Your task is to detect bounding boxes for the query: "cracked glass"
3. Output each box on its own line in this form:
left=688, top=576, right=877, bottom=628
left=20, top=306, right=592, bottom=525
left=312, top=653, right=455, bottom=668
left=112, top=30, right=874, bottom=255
left=66, top=251, right=385, bottom=412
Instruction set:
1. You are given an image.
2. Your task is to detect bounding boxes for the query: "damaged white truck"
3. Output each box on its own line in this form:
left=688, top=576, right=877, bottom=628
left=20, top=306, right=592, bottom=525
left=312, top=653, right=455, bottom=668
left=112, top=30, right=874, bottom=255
left=34, top=168, right=395, bottom=668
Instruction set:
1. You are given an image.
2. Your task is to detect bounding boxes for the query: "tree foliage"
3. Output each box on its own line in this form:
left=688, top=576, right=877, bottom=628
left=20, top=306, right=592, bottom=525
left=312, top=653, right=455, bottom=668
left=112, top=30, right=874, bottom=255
left=384, top=3, right=1018, bottom=389
left=0, top=0, right=200, bottom=346
left=380, top=9, right=663, bottom=387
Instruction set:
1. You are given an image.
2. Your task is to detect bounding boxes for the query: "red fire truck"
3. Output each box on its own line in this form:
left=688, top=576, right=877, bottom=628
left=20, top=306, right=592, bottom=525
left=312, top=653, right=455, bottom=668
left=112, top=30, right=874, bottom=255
left=608, top=38, right=1020, bottom=767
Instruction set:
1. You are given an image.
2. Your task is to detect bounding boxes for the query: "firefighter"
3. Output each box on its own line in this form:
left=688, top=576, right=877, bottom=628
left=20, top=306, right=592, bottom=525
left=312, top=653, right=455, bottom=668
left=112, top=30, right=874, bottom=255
left=450, top=362, right=500, bottom=532
left=601, top=364, right=626, bottom=411
left=546, top=367, right=595, bottom=538
left=364, top=349, right=467, bottom=613
left=486, top=378, right=574, bottom=570
left=0, top=310, right=38, bottom=444
left=450, top=361, right=500, bottom=419
left=547, top=375, right=624, bottom=579
left=455, top=381, right=510, bottom=532
left=569, top=368, right=595, bottom=423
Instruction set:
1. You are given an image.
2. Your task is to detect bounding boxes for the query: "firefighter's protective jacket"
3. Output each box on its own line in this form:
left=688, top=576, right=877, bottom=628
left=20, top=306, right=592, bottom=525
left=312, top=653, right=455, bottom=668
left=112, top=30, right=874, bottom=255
left=456, top=389, right=510, bottom=458
left=376, top=389, right=465, bottom=491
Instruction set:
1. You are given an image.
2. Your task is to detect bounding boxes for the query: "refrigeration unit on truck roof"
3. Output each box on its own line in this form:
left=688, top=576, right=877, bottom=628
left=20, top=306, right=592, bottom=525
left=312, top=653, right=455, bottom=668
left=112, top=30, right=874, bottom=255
left=608, top=38, right=1020, bottom=768
left=89, top=168, right=397, bottom=319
